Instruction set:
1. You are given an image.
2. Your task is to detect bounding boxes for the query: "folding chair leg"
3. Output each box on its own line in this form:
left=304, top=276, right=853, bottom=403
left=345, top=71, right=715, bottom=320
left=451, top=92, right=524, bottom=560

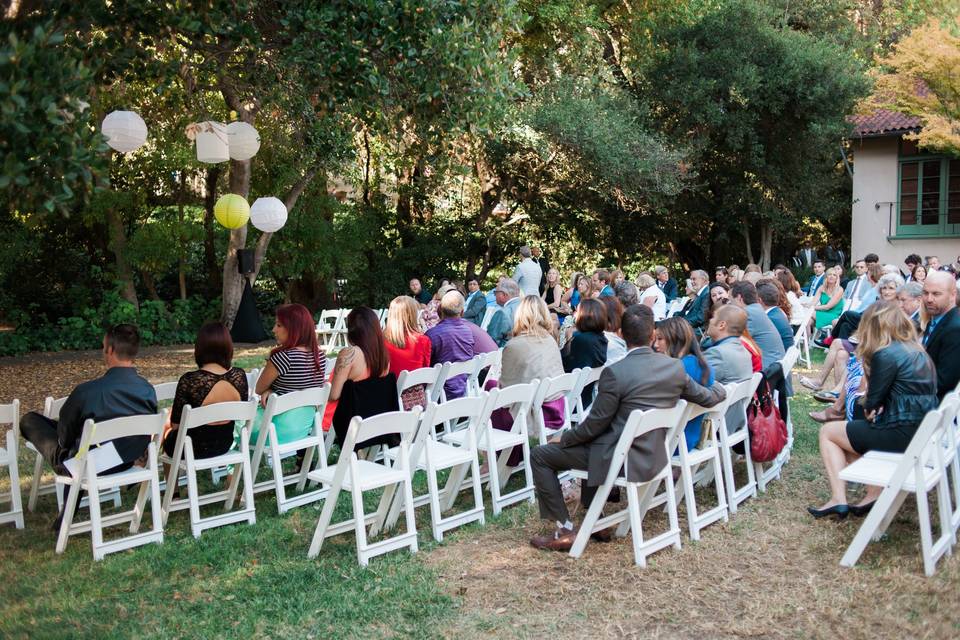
left=841, top=489, right=902, bottom=568
left=296, top=446, right=316, bottom=493
left=915, top=488, right=935, bottom=576
left=28, top=451, right=45, bottom=511
left=402, top=474, right=419, bottom=555
left=55, top=483, right=81, bottom=554
left=87, top=478, right=105, bottom=561
left=569, top=479, right=614, bottom=559
left=627, top=484, right=648, bottom=567
left=351, top=485, right=370, bottom=567
left=441, top=462, right=470, bottom=512
left=130, top=480, right=149, bottom=534
left=6, top=433, right=23, bottom=529
left=185, top=447, right=203, bottom=539
left=308, top=485, right=341, bottom=558
left=426, top=464, right=444, bottom=542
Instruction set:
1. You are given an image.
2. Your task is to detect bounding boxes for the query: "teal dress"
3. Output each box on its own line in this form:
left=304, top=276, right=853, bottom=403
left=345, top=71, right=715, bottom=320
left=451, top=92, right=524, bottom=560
left=814, top=290, right=843, bottom=329
left=245, top=348, right=325, bottom=446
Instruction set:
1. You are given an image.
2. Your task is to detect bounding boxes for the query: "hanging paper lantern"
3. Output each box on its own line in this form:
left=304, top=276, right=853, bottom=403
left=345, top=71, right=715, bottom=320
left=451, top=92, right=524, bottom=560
left=214, top=194, right=250, bottom=229
left=101, top=110, right=148, bottom=153
left=196, top=121, right=229, bottom=163
left=227, top=121, right=261, bottom=161
left=250, top=197, right=287, bottom=233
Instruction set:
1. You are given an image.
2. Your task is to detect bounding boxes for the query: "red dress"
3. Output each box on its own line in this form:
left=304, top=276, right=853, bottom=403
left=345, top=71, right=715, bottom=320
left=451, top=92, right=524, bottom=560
left=386, top=333, right=432, bottom=376
left=741, top=336, right=763, bottom=373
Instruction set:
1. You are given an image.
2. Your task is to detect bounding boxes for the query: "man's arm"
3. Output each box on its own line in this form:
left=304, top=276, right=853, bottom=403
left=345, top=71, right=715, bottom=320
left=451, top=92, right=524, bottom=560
left=560, top=368, right=619, bottom=447
left=680, top=376, right=727, bottom=408
left=56, top=386, right=86, bottom=453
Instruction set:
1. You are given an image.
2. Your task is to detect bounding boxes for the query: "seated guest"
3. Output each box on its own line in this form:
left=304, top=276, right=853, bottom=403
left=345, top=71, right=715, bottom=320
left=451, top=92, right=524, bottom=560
left=809, top=301, right=937, bottom=519
left=775, top=270, right=805, bottom=323
left=715, top=267, right=728, bottom=283
left=463, top=275, right=487, bottom=326
left=654, top=265, right=679, bottom=302
left=426, top=290, right=479, bottom=400
left=729, top=281, right=785, bottom=369
left=655, top=317, right=714, bottom=451
left=809, top=269, right=844, bottom=339
left=421, top=284, right=456, bottom=331
left=897, top=281, right=923, bottom=329
left=902, top=253, right=922, bottom=280
left=680, top=269, right=711, bottom=332
left=254, top=304, right=326, bottom=445
left=843, top=259, right=870, bottom=307
left=804, top=260, right=826, bottom=296
left=408, top=278, right=432, bottom=306
left=497, top=296, right=567, bottom=461
left=600, top=296, right=627, bottom=364
left=19, top=324, right=157, bottom=528
left=486, top=278, right=522, bottom=347
left=331, top=307, right=399, bottom=448
left=926, top=255, right=941, bottom=271
left=164, top=322, right=248, bottom=458
left=910, top=263, right=927, bottom=286
left=636, top=273, right=666, bottom=320
left=561, top=298, right=608, bottom=407
left=610, top=269, right=625, bottom=288
left=528, top=304, right=726, bottom=550
left=744, top=263, right=762, bottom=275
left=384, top=296, right=432, bottom=410
left=800, top=334, right=854, bottom=393
left=542, top=268, right=568, bottom=321
left=822, top=272, right=903, bottom=346
left=922, top=270, right=960, bottom=399
left=851, top=263, right=884, bottom=312
left=561, top=272, right=586, bottom=313
left=703, top=305, right=755, bottom=433
left=614, top=281, right=640, bottom=308
left=703, top=282, right=730, bottom=329
left=593, top=268, right=615, bottom=297
left=756, top=281, right=793, bottom=352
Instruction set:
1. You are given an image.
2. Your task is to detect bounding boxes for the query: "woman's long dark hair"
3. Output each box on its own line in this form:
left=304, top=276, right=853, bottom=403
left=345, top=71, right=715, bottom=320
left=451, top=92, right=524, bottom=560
left=655, top=316, right=710, bottom=385
left=346, top=307, right=390, bottom=376
left=272, top=303, right=321, bottom=371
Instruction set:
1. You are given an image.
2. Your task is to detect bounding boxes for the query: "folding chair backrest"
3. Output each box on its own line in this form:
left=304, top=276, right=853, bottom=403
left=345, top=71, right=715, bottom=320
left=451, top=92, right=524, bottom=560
left=246, top=368, right=261, bottom=390
left=491, top=381, right=539, bottom=413
left=154, top=382, right=178, bottom=403
left=397, top=365, right=443, bottom=395
left=43, top=396, right=68, bottom=420
left=480, top=306, right=497, bottom=331
left=609, top=402, right=688, bottom=484
left=342, top=409, right=421, bottom=452
left=444, top=359, right=477, bottom=379
left=423, top=395, right=488, bottom=431
left=780, top=347, right=800, bottom=378
left=0, top=399, right=19, bottom=439
left=77, top=413, right=166, bottom=450
left=265, top=386, right=329, bottom=418
left=180, top=400, right=258, bottom=433
left=471, top=350, right=503, bottom=388
left=890, top=407, right=948, bottom=488
left=726, top=372, right=763, bottom=405
left=317, top=309, right=340, bottom=330
left=539, top=371, right=581, bottom=404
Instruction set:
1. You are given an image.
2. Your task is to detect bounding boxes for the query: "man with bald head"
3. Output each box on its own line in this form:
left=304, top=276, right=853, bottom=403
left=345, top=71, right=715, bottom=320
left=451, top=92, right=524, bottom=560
left=681, top=269, right=711, bottom=333
left=922, top=270, right=960, bottom=399
left=704, top=304, right=755, bottom=432
left=425, top=290, right=477, bottom=399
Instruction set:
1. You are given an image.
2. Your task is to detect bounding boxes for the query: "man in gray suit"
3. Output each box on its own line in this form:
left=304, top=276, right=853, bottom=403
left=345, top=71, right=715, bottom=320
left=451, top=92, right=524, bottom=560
left=704, top=305, right=754, bottom=433
left=462, top=275, right=487, bottom=326
left=729, top=281, right=784, bottom=370
left=529, top=304, right=727, bottom=551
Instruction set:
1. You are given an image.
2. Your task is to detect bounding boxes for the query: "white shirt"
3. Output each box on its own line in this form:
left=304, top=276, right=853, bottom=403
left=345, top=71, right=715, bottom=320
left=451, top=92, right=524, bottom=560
left=640, top=285, right=667, bottom=320
left=512, top=258, right=543, bottom=297
left=604, top=331, right=628, bottom=365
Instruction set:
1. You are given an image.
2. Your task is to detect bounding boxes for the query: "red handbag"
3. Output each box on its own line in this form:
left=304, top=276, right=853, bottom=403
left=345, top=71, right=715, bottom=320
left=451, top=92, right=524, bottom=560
left=747, top=380, right=788, bottom=462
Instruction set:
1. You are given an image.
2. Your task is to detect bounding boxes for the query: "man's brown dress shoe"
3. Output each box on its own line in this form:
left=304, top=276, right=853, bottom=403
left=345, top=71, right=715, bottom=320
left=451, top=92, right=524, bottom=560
left=530, top=526, right=578, bottom=551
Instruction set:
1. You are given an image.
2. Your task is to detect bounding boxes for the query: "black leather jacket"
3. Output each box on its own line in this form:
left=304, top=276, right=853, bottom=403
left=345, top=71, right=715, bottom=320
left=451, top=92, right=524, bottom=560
left=864, top=342, right=937, bottom=428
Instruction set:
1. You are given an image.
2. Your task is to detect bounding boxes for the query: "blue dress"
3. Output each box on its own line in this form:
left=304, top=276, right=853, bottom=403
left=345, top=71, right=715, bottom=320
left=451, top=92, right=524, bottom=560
left=681, top=354, right=714, bottom=451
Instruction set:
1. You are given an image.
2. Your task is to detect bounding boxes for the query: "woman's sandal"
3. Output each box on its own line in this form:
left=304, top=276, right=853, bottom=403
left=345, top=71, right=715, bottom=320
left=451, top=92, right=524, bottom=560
left=809, top=408, right=843, bottom=423
left=799, top=376, right=822, bottom=391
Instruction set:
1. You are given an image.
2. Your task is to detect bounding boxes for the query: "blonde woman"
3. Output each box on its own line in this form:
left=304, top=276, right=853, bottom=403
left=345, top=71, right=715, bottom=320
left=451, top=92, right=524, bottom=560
left=809, top=301, right=937, bottom=519
left=542, top=268, right=568, bottom=319
left=636, top=272, right=666, bottom=320
left=384, top=296, right=432, bottom=409
left=494, top=295, right=566, bottom=464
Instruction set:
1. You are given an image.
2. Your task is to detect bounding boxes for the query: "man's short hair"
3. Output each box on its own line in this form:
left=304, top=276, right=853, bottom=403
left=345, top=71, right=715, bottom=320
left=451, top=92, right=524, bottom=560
left=440, top=290, right=465, bottom=317
left=864, top=253, right=879, bottom=264
left=466, top=274, right=479, bottom=285
left=691, top=269, right=708, bottom=282
left=756, top=282, right=780, bottom=308
left=715, top=304, right=747, bottom=337
left=519, top=245, right=532, bottom=258
left=497, top=278, right=520, bottom=298
left=730, top=281, right=759, bottom=305
left=621, top=304, right=654, bottom=347
left=925, top=255, right=939, bottom=263
left=898, top=281, right=923, bottom=298
left=105, top=324, right=141, bottom=360
left=594, top=268, right=610, bottom=284
left=813, top=259, right=825, bottom=267
left=615, top=281, right=639, bottom=307
left=905, top=253, right=922, bottom=266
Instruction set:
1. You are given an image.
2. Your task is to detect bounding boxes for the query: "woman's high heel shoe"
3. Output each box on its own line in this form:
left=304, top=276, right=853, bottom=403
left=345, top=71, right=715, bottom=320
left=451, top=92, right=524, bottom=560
left=849, top=501, right=876, bottom=517
left=807, top=504, right=849, bottom=520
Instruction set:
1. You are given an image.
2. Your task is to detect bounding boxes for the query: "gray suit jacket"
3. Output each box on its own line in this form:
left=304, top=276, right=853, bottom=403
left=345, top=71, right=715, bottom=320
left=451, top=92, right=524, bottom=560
left=745, top=303, right=785, bottom=370
left=560, top=347, right=726, bottom=486
left=463, top=291, right=487, bottom=326
left=705, top=337, right=754, bottom=433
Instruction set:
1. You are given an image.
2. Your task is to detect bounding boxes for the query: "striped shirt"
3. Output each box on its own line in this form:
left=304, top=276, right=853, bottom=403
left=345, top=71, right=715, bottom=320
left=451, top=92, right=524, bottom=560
left=269, top=348, right=325, bottom=394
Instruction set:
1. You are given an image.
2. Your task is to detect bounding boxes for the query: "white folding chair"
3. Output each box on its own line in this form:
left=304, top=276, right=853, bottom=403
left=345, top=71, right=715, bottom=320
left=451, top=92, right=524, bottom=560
left=153, top=381, right=178, bottom=403
left=376, top=308, right=388, bottom=328
left=436, top=359, right=479, bottom=403
left=754, top=346, right=800, bottom=491
left=792, top=306, right=815, bottom=368
left=396, top=364, right=444, bottom=408
left=467, top=350, right=502, bottom=396
left=28, top=396, right=121, bottom=512
left=670, top=400, right=729, bottom=541
left=245, top=387, right=331, bottom=514
left=479, top=306, right=498, bottom=331
left=161, top=400, right=258, bottom=538
left=54, top=413, right=165, bottom=560
left=333, top=308, right=352, bottom=348
left=840, top=403, right=955, bottom=576
left=717, top=373, right=762, bottom=513
left=531, top=372, right=580, bottom=446
left=570, top=366, right=604, bottom=426
left=0, top=400, right=24, bottom=529
left=381, top=396, right=490, bottom=541
left=316, top=309, right=342, bottom=352
left=444, top=382, right=538, bottom=515
left=569, top=402, right=687, bottom=566
left=307, top=409, right=421, bottom=565
left=246, top=368, right=261, bottom=395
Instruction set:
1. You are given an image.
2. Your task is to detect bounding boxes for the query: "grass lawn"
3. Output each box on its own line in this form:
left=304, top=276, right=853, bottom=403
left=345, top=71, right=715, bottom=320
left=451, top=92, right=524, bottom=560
left=1, top=345, right=959, bottom=639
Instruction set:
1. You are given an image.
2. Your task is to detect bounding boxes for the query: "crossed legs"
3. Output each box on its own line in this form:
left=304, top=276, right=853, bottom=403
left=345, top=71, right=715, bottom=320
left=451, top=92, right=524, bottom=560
left=816, top=420, right=881, bottom=509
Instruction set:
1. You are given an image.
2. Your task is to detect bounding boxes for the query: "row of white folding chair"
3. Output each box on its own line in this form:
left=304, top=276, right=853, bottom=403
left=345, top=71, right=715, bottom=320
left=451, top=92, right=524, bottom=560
left=570, top=365, right=605, bottom=427
left=568, top=402, right=689, bottom=567
left=316, top=308, right=351, bottom=352
left=55, top=412, right=166, bottom=560
left=791, top=305, right=816, bottom=368
left=0, top=400, right=24, bottom=529
left=670, top=400, right=730, bottom=541
left=754, top=346, right=800, bottom=492
left=839, top=394, right=959, bottom=576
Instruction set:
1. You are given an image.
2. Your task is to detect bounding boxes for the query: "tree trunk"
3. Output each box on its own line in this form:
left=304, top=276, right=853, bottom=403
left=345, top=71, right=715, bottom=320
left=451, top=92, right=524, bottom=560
left=203, top=166, right=221, bottom=291
left=741, top=219, right=755, bottom=265
left=177, top=171, right=188, bottom=300
left=220, top=156, right=251, bottom=329
left=105, top=207, right=139, bottom=311
left=759, top=221, right=774, bottom=271
left=142, top=270, right=162, bottom=301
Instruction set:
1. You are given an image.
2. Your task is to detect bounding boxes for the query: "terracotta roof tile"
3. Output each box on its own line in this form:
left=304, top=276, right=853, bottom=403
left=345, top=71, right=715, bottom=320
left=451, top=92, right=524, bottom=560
left=848, top=109, right=922, bottom=137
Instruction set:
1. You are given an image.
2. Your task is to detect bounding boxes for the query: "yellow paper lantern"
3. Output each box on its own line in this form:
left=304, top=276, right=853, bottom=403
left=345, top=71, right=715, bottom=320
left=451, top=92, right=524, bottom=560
left=214, top=194, right=250, bottom=229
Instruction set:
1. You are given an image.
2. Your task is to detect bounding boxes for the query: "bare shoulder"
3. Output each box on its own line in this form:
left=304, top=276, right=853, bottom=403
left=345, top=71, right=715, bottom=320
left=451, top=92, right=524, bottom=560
left=335, top=346, right=358, bottom=370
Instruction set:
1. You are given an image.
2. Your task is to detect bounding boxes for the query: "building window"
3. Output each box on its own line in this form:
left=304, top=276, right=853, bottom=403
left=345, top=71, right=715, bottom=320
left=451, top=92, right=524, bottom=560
left=897, top=154, right=960, bottom=237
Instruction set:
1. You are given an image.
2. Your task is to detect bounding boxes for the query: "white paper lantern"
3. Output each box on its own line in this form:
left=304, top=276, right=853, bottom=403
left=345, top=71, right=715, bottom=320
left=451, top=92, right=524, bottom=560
left=196, top=121, right=229, bottom=163
left=101, top=110, right=147, bottom=153
left=250, top=197, right=288, bottom=233
left=227, top=121, right=261, bottom=161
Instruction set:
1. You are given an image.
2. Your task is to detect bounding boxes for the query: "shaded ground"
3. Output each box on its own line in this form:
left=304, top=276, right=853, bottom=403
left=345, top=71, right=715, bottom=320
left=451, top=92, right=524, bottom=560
left=1, top=347, right=958, bottom=638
